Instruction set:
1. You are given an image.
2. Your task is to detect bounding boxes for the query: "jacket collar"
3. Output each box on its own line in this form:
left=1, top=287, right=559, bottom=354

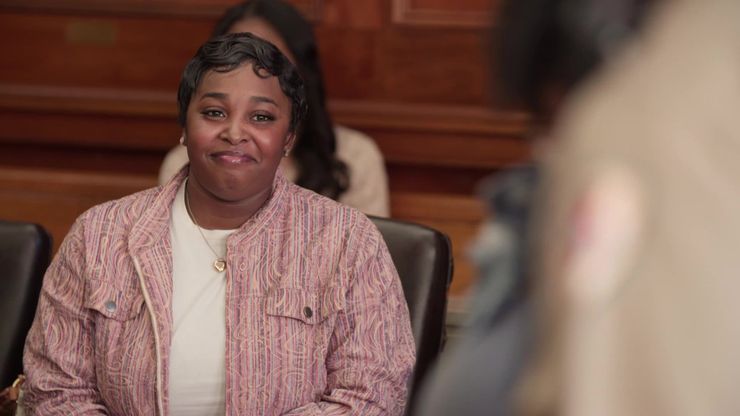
left=128, top=166, right=289, bottom=255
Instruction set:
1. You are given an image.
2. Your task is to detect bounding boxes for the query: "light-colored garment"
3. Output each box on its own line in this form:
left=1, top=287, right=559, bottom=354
left=22, top=169, right=415, bottom=415
left=159, top=125, right=391, bottom=217
left=169, top=182, right=232, bottom=415
left=521, top=1, right=740, bottom=415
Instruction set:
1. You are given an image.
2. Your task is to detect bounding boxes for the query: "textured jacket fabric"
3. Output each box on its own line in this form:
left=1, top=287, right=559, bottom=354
left=22, top=170, right=415, bottom=415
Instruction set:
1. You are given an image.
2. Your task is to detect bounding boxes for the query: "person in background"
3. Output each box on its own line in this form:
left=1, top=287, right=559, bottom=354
left=160, top=0, right=390, bottom=217
left=412, top=0, right=654, bottom=414
left=22, top=33, right=414, bottom=415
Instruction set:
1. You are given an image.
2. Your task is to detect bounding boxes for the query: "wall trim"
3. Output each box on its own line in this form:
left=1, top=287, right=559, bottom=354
left=0, top=0, right=322, bottom=20
left=391, top=0, right=494, bottom=28
left=0, top=83, right=530, bottom=169
left=0, top=83, right=529, bottom=134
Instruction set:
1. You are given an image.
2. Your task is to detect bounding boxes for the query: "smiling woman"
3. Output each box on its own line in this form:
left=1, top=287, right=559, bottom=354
left=183, top=61, right=298, bottom=228
left=20, top=33, right=415, bottom=416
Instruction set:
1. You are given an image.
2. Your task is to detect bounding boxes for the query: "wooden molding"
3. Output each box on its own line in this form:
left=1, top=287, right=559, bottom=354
left=328, top=99, right=528, bottom=136
left=0, top=83, right=531, bottom=169
left=391, top=192, right=484, bottom=222
left=0, top=0, right=234, bottom=18
left=0, top=0, right=323, bottom=20
left=0, top=83, right=529, bottom=133
left=0, top=84, right=175, bottom=117
left=391, top=0, right=494, bottom=28
left=0, top=166, right=156, bottom=196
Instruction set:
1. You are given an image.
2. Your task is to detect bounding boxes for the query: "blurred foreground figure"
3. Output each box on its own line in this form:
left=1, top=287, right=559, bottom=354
left=413, top=0, right=652, bottom=414
left=520, top=1, right=740, bottom=415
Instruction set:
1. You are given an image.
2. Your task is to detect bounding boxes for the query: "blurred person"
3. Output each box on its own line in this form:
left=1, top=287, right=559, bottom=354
left=21, top=33, right=414, bottom=415
left=160, top=0, right=390, bottom=217
left=518, top=1, right=740, bottom=415
left=412, top=0, right=654, bottom=414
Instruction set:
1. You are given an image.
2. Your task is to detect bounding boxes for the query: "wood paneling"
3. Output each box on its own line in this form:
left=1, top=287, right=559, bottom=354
left=0, top=12, right=210, bottom=90
left=392, top=0, right=494, bottom=27
left=317, top=26, right=495, bottom=104
left=0, top=10, right=497, bottom=105
left=391, top=192, right=485, bottom=295
left=0, top=167, right=156, bottom=253
left=0, top=0, right=322, bottom=19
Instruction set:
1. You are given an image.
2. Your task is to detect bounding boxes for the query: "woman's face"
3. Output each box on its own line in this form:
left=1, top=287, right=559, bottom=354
left=184, top=63, right=295, bottom=203
left=228, top=17, right=297, bottom=63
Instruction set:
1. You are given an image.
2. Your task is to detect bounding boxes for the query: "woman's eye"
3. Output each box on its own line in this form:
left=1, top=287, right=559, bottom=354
left=252, top=113, right=275, bottom=123
left=202, top=109, right=225, bottom=119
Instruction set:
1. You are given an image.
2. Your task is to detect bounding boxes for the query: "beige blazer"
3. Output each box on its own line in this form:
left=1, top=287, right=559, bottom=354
left=521, top=1, right=740, bottom=415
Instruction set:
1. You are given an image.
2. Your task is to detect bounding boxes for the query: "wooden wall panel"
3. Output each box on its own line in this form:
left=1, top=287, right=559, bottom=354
left=0, top=0, right=532, bottom=301
left=0, top=9, right=497, bottom=105
left=0, top=0, right=321, bottom=18
left=0, top=12, right=211, bottom=90
left=392, top=0, right=494, bottom=27
left=0, top=167, right=157, bottom=253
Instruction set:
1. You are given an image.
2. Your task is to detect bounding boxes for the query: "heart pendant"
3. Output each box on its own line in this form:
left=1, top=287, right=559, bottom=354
left=213, top=259, right=226, bottom=272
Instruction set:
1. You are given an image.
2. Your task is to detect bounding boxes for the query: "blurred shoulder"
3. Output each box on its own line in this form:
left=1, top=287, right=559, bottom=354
left=159, top=145, right=188, bottom=185
left=333, top=125, right=384, bottom=162
left=332, top=125, right=390, bottom=217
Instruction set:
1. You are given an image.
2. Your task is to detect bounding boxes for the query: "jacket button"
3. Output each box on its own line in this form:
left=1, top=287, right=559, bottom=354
left=105, top=300, right=117, bottom=313
left=303, top=306, right=313, bottom=319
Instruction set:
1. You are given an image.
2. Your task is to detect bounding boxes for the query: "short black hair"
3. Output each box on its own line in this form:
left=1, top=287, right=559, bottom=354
left=177, top=32, right=307, bottom=132
left=497, top=0, right=655, bottom=115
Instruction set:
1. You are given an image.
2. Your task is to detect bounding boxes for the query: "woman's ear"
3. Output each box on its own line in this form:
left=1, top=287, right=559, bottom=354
left=283, top=132, right=296, bottom=157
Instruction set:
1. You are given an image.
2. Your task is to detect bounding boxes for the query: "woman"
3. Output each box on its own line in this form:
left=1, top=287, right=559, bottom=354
left=22, top=33, right=415, bottom=415
left=159, top=0, right=390, bottom=217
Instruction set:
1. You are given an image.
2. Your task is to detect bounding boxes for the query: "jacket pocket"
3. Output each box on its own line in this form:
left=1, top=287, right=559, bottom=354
left=84, top=280, right=145, bottom=321
left=265, top=286, right=345, bottom=324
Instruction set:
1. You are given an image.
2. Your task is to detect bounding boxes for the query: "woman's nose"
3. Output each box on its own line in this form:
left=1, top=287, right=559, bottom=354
left=222, top=121, right=249, bottom=144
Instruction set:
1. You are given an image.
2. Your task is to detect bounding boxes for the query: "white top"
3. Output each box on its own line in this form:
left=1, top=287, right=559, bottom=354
left=159, top=125, right=390, bottom=217
left=168, top=181, right=233, bottom=415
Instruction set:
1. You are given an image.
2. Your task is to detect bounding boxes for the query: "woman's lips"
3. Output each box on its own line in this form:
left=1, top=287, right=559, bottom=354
left=211, top=150, right=257, bottom=164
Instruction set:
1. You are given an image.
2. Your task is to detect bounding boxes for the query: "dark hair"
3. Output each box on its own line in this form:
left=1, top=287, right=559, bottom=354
left=212, top=0, right=348, bottom=199
left=177, top=32, right=307, bottom=135
left=497, top=0, right=655, bottom=116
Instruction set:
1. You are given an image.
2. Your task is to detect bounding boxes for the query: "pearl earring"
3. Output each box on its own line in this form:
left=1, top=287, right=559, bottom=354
left=283, top=148, right=290, bottom=157
left=179, top=135, right=185, bottom=145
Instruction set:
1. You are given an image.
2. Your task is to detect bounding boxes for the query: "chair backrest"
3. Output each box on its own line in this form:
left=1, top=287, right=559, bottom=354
left=368, top=216, right=453, bottom=407
left=0, top=220, right=51, bottom=388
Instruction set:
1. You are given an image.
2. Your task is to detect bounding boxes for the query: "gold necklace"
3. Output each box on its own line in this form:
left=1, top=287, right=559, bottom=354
left=184, top=180, right=227, bottom=273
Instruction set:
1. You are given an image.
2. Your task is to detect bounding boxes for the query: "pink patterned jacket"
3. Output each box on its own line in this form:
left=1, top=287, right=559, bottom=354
left=22, top=170, right=415, bottom=415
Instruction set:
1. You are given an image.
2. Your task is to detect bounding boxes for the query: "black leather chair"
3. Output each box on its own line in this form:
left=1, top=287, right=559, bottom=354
left=0, top=220, right=51, bottom=389
left=368, top=216, right=453, bottom=412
